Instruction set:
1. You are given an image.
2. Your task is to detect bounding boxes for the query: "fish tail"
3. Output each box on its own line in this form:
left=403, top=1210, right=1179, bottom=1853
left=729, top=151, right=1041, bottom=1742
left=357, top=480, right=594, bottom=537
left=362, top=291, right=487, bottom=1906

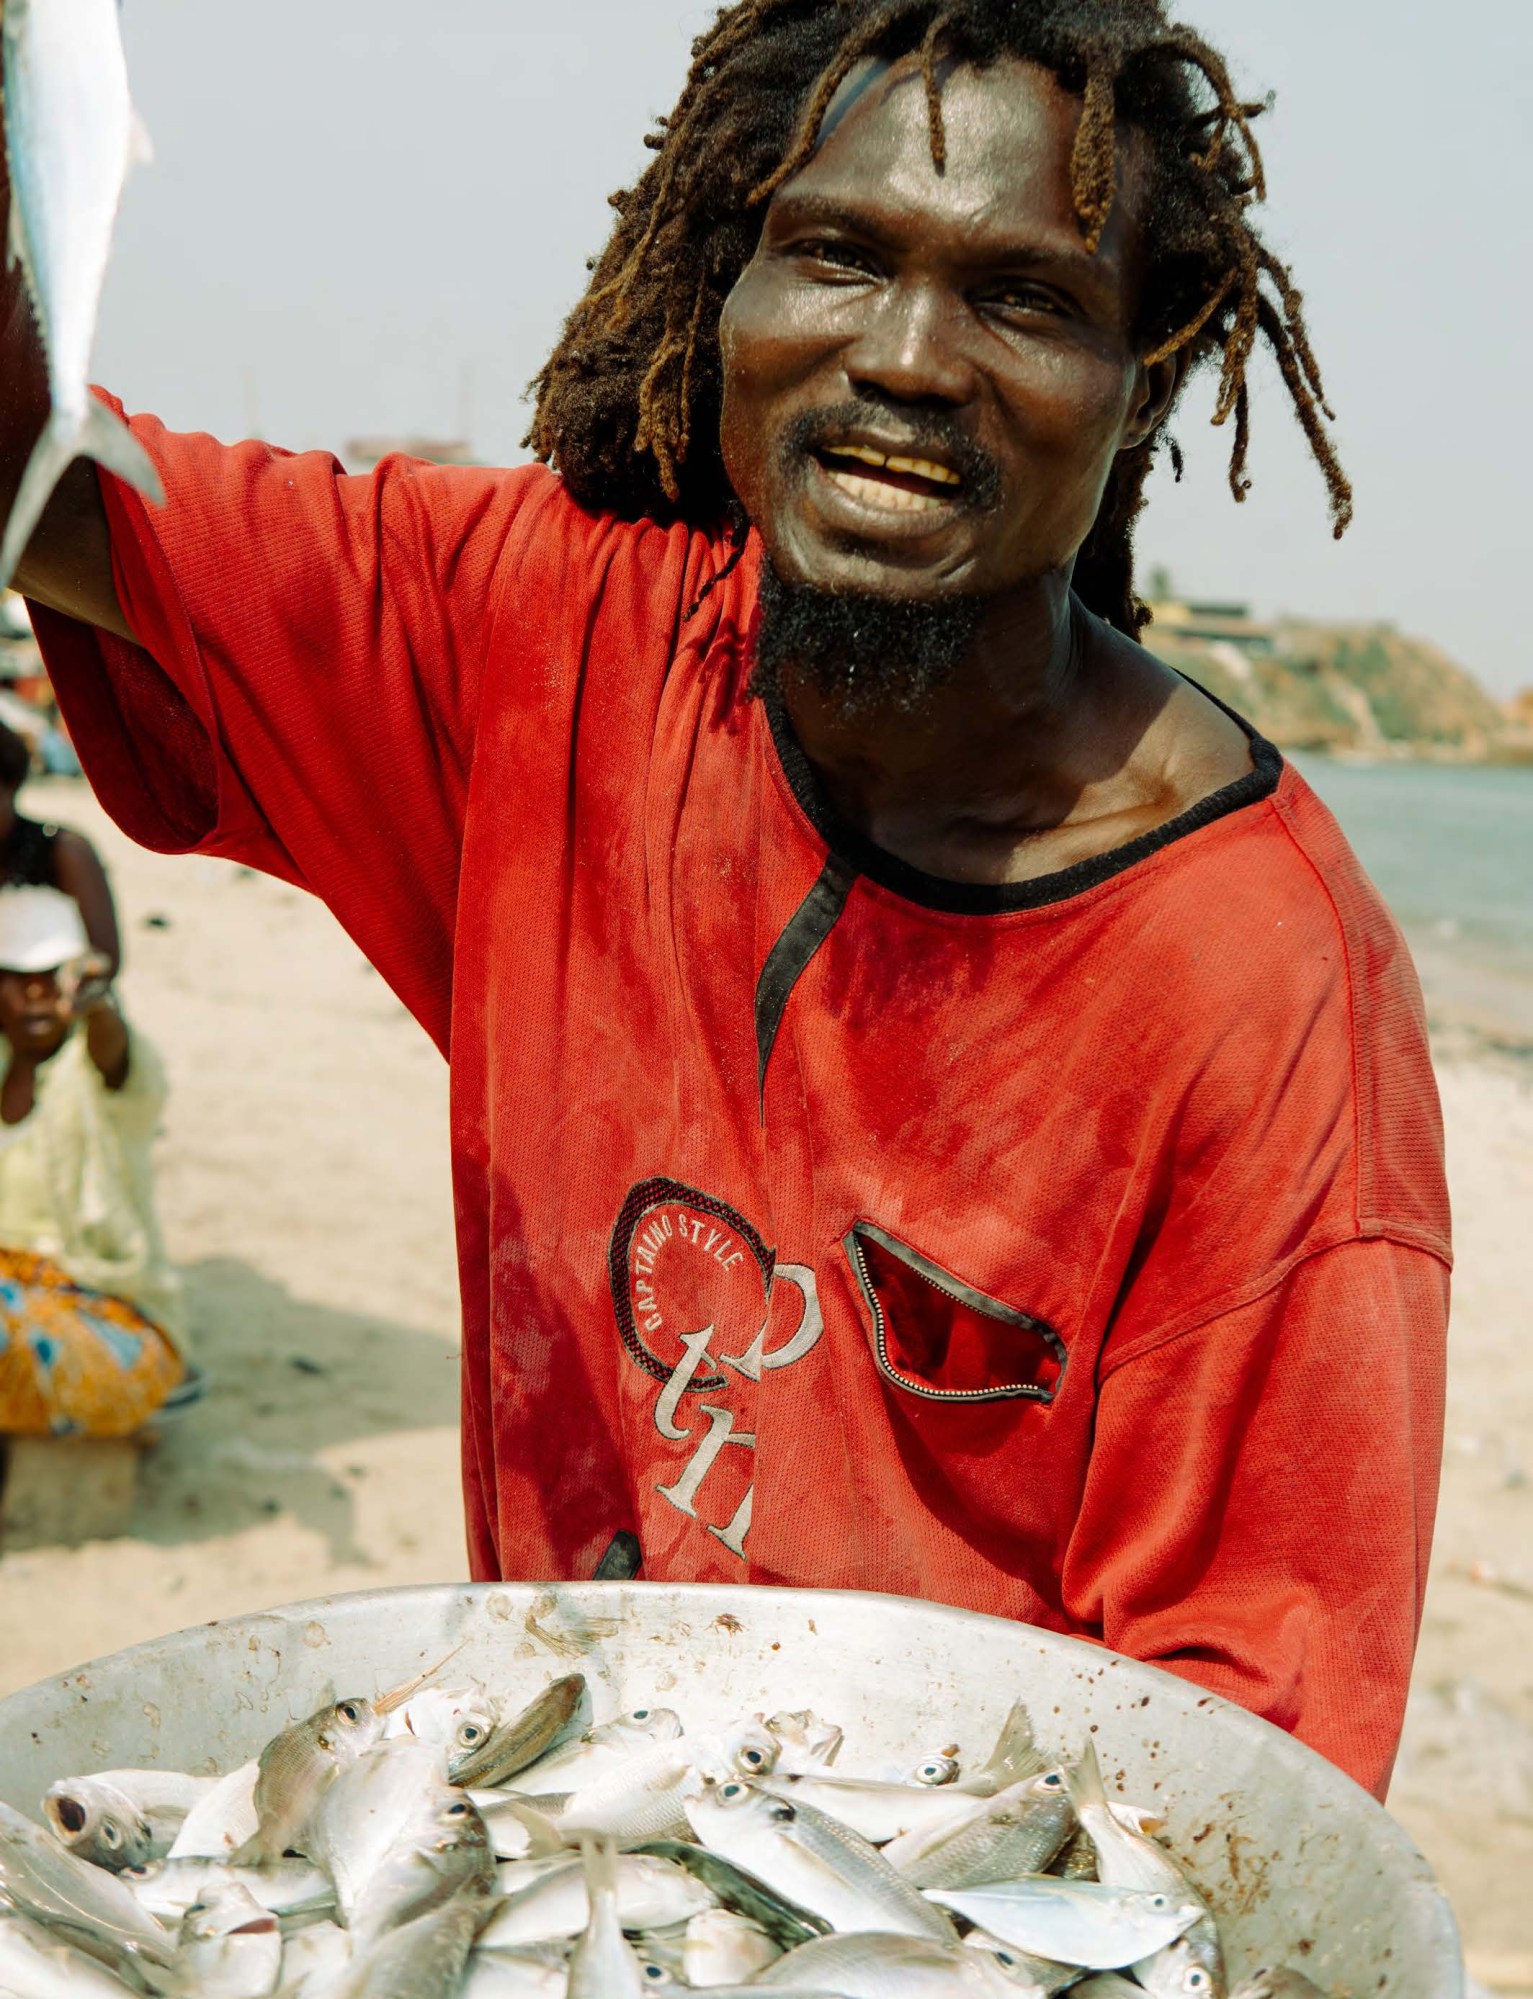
left=1062, top=1733, right=1108, bottom=1816
left=579, top=1832, right=619, bottom=1906
left=0, top=399, right=163, bottom=594
left=502, top=1798, right=564, bottom=1858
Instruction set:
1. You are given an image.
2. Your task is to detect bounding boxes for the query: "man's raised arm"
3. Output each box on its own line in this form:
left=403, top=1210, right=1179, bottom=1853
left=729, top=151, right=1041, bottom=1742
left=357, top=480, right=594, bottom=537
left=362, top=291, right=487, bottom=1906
left=0, top=79, right=128, bottom=640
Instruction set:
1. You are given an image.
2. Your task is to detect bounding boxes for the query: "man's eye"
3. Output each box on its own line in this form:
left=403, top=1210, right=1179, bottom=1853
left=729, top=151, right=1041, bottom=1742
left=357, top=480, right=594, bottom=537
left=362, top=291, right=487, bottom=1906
left=800, top=239, right=875, bottom=275
left=987, top=283, right=1066, bottom=316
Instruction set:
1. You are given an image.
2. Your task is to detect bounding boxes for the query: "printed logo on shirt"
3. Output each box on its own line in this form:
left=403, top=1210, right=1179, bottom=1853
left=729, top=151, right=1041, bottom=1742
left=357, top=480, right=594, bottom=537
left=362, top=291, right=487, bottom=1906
left=608, top=1178, right=823, bottom=1562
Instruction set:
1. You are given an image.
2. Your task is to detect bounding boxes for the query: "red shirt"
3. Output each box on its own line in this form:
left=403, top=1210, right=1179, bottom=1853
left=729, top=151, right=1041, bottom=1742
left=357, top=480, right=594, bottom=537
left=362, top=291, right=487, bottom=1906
left=33, top=408, right=1450, bottom=1798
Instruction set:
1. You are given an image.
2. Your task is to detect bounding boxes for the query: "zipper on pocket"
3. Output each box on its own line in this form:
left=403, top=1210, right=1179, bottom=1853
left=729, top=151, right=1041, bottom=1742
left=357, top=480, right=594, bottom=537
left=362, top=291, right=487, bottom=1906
left=844, top=1219, right=1066, bottom=1405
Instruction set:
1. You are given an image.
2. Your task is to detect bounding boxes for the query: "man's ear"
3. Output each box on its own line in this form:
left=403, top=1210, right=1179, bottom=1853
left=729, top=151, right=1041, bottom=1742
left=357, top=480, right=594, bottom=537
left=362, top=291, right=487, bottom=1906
left=1122, top=348, right=1191, bottom=452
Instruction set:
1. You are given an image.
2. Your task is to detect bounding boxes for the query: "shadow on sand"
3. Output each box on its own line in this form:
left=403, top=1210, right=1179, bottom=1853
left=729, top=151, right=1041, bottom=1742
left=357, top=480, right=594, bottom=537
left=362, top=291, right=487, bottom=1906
left=129, top=1256, right=461, bottom=1564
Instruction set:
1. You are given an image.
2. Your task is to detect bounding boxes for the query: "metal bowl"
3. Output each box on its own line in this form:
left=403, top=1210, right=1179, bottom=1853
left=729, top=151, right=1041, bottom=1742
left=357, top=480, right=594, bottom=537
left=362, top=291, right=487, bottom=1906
left=0, top=1582, right=1460, bottom=1994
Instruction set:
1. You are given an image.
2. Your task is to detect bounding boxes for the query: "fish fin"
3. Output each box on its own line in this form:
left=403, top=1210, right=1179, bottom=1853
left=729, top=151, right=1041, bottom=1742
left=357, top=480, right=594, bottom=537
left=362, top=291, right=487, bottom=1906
left=964, top=1699, right=1045, bottom=1794
left=500, top=1798, right=564, bottom=1858
left=374, top=1643, right=466, bottom=1717
left=578, top=1832, right=618, bottom=1903
left=1062, top=1734, right=1107, bottom=1816
left=0, top=415, right=77, bottom=593
left=81, top=396, right=165, bottom=505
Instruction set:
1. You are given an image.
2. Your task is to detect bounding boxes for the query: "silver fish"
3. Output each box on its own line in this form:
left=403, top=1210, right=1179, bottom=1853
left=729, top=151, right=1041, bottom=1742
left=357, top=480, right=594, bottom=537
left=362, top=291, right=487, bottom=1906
left=755, top=1930, right=1046, bottom=1995
left=234, top=1694, right=388, bottom=1866
left=566, top=1838, right=647, bottom=1999
left=174, top=1880, right=282, bottom=1999
left=684, top=1780, right=955, bottom=1942
left=683, top=1906, right=782, bottom=1983
left=167, top=1761, right=259, bottom=1860
left=43, top=1769, right=211, bottom=1875
left=0, top=1912, right=143, bottom=1997
left=1071, top=1979, right=1156, bottom=1998
left=460, top=1948, right=571, bottom=1997
left=882, top=1770, right=1076, bottom=1889
left=121, top=1852, right=334, bottom=1925
left=0, top=1799, right=174, bottom=1970
left=514, top=1708, right=684, bottom=1795
left=454, top=1675, right=591, bottom=1789
left=1135, top=1927, right=1227, bottom=1999
left=925, top=1879, right=1205, bottom=1969
left=480, top=1851, right=711, bottom=1946
left=761, top=1771, right=985, bottom=1846
left=763, top=1710, right=844, bottom=1774
left=271, top=1920, right=351, bottom=1999
left=0, top=0, right=163, bottom=591
left=1065, top=1740, right=1225, bottom=1999
left=334, top=1884, right=492, bottom=1999
left=525, top=1719, right=775, bottom=1849
left=321, top=1746, right=495, bottom=1952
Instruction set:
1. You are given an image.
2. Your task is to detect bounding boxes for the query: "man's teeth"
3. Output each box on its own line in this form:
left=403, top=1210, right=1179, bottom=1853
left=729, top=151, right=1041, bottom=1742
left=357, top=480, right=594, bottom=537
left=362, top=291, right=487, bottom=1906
left=821, top=444, right=962, bottom=487
left=826, top=469, right=946, bottom=513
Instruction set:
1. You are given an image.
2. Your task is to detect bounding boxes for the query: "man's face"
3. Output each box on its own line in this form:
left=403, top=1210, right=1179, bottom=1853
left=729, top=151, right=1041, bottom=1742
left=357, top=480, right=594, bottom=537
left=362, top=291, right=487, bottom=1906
left=719, top=54, right=1163, bottom=607
left=0, top=968, right=69, bottom=1059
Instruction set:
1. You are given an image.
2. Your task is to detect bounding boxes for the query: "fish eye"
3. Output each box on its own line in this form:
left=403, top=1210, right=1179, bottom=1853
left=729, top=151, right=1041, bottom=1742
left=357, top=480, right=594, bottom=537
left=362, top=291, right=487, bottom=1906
left=1151, top=1894, right=1169, bottom=1908
left=459, top=1723, right=483, bottom=1745
left=101, top=1821, right=122, bottom=1847
left=1042, top=1772, right=1063, bottom=1787
left=741, top=1747, right=765, bottom=1767
left=640, top=1966, right=669, bottom=1985
left=720, top=1782, right=747, bottom=1799
left=919, top=1762, right=943, bottom=1778
left=632, top=1709, right=650, bottom=1721
left=996, top=1951, right=1016, bottom=1968
left=1187, top=1975, right=1211, bottom=1993
left=337, top=1701, right=362, bottom=1723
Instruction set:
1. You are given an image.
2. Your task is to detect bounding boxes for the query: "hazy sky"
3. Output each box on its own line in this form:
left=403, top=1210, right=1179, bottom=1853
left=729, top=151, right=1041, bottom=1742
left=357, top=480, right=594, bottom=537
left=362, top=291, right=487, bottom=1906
left=98, top=0, right=1531, bottom=693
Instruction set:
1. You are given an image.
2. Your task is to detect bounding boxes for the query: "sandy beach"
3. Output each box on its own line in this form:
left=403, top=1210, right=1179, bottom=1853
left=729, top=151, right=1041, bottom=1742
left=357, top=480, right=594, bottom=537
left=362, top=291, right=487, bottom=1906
left=0, top=775, right=1528, bottom=1988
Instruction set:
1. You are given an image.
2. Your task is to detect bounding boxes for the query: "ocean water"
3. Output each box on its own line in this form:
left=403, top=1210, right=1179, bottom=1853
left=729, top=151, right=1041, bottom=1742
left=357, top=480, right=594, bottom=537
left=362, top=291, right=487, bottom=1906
left=1290, top=754, right=1533, bottom=996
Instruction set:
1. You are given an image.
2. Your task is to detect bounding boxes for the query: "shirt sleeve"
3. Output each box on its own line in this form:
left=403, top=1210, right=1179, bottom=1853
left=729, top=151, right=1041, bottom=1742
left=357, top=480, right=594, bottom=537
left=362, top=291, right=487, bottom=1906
left=1061, top=1236, right=1449, bottom=1800
left=28, top=400, right=553, bottom=1050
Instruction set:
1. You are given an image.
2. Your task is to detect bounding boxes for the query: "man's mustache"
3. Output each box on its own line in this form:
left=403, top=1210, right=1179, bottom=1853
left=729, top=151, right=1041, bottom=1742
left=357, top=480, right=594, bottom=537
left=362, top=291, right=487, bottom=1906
left=778, top=396, right=1003, bottom=511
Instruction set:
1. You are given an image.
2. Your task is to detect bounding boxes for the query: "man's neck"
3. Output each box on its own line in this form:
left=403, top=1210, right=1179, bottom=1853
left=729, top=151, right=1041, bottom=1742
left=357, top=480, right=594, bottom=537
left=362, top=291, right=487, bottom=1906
left=781, top=575, right=1203, bottom=887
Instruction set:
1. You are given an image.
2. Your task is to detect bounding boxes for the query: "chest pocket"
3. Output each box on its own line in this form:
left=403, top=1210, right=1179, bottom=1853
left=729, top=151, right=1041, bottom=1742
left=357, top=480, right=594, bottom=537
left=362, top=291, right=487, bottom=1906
left=844, top=1220, right=1065, bottom=1405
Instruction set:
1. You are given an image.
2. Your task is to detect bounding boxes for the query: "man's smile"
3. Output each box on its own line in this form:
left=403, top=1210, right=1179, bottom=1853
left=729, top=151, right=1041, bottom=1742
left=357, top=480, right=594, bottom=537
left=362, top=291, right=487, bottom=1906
left=817, top=439, right=964, bottom=513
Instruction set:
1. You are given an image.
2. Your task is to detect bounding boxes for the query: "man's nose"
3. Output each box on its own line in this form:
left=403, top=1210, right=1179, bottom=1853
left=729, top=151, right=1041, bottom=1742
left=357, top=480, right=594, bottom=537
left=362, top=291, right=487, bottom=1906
left=843, top=280, right=975, bottom=407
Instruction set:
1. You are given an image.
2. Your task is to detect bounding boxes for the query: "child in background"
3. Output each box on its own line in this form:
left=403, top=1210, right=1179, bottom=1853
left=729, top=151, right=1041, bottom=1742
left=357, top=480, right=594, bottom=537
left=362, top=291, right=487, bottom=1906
left=0, top=885, right=190, bottom=1437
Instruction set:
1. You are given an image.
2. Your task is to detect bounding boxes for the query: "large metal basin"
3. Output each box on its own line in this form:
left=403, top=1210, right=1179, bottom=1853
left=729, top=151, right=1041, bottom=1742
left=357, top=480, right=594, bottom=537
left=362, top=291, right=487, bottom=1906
left=0, top=1583, right=1459, bottom=1995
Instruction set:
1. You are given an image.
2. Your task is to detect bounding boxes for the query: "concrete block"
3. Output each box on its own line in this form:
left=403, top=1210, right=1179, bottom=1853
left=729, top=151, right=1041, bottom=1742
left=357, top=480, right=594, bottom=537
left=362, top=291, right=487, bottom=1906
left=0, top=1435, right=143, bottom=1549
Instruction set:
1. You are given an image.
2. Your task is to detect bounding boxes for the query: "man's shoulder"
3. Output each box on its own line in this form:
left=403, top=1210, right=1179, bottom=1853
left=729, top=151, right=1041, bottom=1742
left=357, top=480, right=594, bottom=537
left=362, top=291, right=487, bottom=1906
left=1144, top=757, right=1447, bottom=1255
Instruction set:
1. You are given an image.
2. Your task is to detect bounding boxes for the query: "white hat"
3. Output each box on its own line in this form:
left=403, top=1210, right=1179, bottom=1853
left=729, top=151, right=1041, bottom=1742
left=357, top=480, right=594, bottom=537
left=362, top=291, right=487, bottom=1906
left=0, top=886, right=90, bottom=973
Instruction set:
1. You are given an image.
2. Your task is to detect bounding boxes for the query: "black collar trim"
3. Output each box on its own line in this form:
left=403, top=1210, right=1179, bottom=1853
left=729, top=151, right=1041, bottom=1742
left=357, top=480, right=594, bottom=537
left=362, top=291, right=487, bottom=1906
left=763, top=685, right=1285, bottom=917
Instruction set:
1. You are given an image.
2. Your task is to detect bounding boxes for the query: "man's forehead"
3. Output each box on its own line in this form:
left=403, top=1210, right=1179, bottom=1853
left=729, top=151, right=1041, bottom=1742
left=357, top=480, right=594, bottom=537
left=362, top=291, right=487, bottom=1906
left=774, top=52, right=1145, bottom=270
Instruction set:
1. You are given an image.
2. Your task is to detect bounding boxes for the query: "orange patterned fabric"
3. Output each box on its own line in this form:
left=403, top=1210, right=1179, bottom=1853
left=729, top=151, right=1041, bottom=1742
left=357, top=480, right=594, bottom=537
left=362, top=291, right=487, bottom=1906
left=0, top=1247, right=184, bottom=1439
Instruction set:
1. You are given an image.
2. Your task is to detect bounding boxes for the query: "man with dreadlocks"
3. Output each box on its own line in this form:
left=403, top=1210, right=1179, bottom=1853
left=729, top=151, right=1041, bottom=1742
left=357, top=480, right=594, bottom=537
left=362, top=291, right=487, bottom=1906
left=2, top=0, right=1445, bottom=1797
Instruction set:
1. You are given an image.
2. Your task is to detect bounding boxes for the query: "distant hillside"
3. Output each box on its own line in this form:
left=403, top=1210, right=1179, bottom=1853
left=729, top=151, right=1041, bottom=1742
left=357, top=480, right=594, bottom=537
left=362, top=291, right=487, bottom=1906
left=1146, top=598, right=1528, bottom=759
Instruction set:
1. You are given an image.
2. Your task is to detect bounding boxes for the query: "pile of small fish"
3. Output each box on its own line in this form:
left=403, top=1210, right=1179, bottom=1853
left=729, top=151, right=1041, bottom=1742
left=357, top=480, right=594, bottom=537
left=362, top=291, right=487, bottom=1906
left=0, top=1658, right=1333, bottom=1998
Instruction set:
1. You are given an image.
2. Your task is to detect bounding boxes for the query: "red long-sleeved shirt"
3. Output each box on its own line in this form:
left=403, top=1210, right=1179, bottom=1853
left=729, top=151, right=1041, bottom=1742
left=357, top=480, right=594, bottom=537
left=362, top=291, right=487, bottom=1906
left=31, top=409, right=1449, bottom=1797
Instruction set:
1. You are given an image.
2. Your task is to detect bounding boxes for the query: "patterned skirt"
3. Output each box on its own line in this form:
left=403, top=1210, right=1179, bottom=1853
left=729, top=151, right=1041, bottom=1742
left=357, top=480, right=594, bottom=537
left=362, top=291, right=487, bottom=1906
left=0, top=1248, right=185, bottom=1438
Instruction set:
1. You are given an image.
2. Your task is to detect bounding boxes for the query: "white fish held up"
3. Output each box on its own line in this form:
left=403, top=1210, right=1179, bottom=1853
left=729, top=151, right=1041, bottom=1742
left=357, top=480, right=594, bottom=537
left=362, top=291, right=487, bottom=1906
left=0, top=0, right=164, bottom=590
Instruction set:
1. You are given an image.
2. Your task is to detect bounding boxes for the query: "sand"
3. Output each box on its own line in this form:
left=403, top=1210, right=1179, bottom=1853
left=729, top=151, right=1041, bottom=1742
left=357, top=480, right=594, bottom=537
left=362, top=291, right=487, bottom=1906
left=0, top=776, right=1529, bottom=1987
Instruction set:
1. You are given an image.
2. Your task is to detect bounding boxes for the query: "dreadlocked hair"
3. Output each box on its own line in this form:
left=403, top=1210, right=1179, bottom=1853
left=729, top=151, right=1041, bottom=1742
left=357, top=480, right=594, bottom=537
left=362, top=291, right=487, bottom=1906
left=527, top=0, right=1352, bottom=639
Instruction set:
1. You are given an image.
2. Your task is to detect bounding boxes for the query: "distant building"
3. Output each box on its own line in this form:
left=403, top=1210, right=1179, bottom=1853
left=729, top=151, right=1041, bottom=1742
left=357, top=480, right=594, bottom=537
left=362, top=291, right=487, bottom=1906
left=344, top=437, right=478, bottom=473
left=1146, top=597, right=1276, bottom=659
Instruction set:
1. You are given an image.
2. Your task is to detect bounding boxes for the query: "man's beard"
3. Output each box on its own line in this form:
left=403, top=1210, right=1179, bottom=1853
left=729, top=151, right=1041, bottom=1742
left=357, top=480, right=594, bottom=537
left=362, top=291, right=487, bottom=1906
left=747, top=393, right=1000, bottom=719
left=749, top=564, right=987, bottom=719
